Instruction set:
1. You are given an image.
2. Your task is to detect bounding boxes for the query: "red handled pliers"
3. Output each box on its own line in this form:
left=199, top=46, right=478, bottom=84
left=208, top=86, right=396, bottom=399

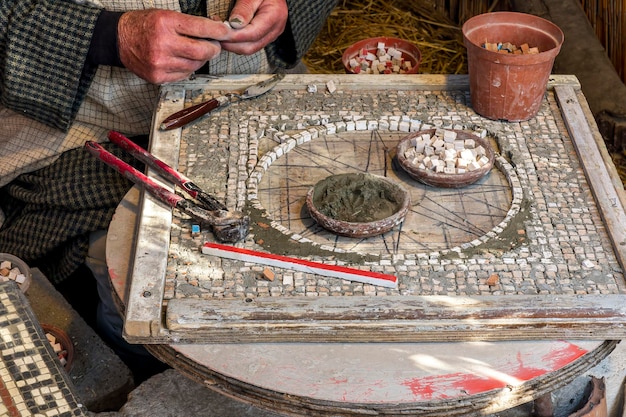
left=85, top=131, right=249, bottom=243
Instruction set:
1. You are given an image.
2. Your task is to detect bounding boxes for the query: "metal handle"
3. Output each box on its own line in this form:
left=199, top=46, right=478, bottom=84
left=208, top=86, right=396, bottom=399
left=107, top=131, right=226, bottom=211
left=84, top=141, right=183, bottom=208
left=107, top=130, right=191, bottom=190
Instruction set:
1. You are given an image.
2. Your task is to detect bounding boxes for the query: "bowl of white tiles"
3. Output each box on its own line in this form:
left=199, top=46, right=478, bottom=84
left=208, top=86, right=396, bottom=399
left=306, top=172, right=411, bottom=238
left=0, top=253, right=32, bottom=293
left=342, top=37, right=421, bottom=74
left=396, top=129, right=495, bottom=188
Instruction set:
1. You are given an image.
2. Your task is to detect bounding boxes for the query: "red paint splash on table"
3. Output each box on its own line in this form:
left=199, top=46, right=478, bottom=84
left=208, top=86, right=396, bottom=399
left=401, top=342, right=588, bottom=400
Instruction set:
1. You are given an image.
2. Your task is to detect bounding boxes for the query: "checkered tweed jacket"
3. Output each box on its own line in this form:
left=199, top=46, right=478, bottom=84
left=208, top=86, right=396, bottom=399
left=0, top=0, right=336, bottom=283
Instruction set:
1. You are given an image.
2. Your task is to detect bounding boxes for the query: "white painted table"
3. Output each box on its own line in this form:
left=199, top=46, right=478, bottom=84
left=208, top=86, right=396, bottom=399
left=106, top=186, right=616, bottom=416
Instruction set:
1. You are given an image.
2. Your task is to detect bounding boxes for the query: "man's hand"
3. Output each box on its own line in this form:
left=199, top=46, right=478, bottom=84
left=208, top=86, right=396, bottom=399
left=118, top=9, right=231, bottom=84
left=221, top=0, right=288, bottom=55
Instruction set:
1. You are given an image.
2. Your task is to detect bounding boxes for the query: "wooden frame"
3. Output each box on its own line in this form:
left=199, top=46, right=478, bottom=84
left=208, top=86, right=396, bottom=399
left=122, top=74, right=626, bottom=343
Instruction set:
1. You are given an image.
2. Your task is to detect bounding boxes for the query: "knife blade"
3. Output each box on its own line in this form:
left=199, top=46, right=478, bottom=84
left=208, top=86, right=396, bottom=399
left=160, top=73, right=284, bottom=131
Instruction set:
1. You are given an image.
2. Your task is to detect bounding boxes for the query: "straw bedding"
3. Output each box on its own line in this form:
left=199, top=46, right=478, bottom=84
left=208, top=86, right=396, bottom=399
left=302, top=0, right=626, bottom=185
left=302, top=0, right=471, bottom=74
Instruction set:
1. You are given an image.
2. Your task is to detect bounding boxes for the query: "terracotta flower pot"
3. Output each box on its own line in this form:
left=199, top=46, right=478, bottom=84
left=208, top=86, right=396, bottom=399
left=462, top=12, right=564, bottom=121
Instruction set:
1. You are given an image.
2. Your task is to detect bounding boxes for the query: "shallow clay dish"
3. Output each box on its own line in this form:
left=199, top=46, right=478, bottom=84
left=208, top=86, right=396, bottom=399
left=342, top=36, right=422, bottom=74
left=42, top=324, right=74, bottom=372
left=0, top=253, right=32, bottom=293
left=306, top=172, right=410, bottom=238
left=396, top=129, right=495, bottom=188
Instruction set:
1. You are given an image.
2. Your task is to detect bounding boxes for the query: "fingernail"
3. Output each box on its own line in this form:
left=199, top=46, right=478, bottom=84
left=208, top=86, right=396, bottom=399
left=229, top=16, right=245, bottom=29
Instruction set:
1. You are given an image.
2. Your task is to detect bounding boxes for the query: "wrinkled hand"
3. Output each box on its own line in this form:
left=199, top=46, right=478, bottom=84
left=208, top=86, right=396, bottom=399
left=221, top=0, right=288, bottom=55
left=118, top=9, right=231, bottom=84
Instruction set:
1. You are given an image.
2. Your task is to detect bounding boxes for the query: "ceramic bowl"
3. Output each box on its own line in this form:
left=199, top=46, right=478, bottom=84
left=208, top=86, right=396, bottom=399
left=42, top=324, right=74, bottom=372
left=0, top=253, right=32, bottom=293
left=306, top=172, right=410, bottom=238
left=396, top=129, right=495, bottom=188
left=342, top=37, right=421, bottom=74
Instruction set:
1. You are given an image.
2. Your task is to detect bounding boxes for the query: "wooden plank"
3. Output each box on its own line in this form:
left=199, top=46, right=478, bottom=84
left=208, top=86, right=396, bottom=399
left=145, top=294, right=626, bottom=343
left=555, top=85, right=626, bottom=276
left=123, top=87, right=185, bottom=339
left=623, top=381, right=626, bottom=417
left=163, top=73, right=579, bottom=92
left=562, top=84, right=626, bottom=218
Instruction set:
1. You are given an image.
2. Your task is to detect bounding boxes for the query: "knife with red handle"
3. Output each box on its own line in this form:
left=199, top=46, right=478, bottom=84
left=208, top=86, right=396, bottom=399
left=159, top=73, right=284, bottom=130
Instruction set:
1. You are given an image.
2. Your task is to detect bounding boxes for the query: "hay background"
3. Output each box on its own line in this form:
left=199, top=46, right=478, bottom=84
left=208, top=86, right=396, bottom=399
left=302, top=0, right=626, bottom=185
left=302, top=0, right=506, bottom=74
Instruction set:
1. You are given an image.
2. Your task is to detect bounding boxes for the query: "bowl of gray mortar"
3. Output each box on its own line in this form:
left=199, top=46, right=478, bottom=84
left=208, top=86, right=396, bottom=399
left=306, top=172, right=410, bottom=238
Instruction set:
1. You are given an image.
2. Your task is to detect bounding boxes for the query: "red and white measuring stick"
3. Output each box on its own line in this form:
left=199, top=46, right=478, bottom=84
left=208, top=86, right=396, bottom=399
left=202, top=242, right=398, bottom=288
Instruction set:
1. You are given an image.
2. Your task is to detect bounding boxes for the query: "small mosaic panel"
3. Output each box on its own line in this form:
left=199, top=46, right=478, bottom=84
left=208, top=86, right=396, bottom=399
left=163, top=83, right=625, bottom=302
left=0, top=281, right=84, bottom=417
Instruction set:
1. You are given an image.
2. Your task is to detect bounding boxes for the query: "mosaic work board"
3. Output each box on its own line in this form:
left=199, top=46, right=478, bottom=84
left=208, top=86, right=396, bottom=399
left=0, top=281, right=85, bottom=416
left=122, top=74, right=626, bottom=344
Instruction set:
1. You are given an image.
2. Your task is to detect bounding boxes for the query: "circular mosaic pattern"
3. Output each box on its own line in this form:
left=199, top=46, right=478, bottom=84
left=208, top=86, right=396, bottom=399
left=249, top=120, right=522, bottom=258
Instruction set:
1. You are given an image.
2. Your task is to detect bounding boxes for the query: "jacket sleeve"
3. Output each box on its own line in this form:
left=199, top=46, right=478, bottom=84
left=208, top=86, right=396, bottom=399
left=265, top=0, right=338, bottom=69
left=0, top=0, right=102, bottom=131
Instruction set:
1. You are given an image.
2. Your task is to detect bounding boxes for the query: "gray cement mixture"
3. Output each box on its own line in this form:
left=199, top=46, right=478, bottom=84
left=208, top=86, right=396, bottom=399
left=310, top=173, right=405, bottom=223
